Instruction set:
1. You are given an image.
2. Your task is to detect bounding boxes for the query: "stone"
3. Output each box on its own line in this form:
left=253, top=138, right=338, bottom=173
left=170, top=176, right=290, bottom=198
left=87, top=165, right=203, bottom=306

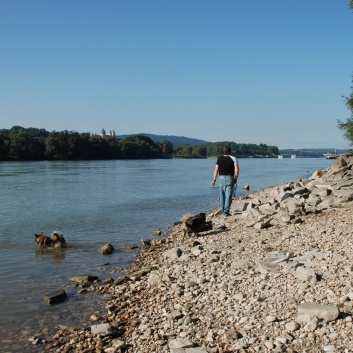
left=266, top=315, right=277, bottom=323
left=69, top=275, right=99, bottom=284
left=259, top=203, right=278, bottom=215
left=255, top=260, right=281, bottom=275
left=303, top=320, right=318, bottom=332
left=128, top=267, right=152, bottom=280
left=91, top=323, right=122, bottom=337
left=231, top=259, right=254, bottom=270
left=280, top=192, right=294, bottom=202
left=264, top=251, right=288, bottom=264
left=126, top=245, right=138, bottom=249
left=99, top=243, right=115, bottom=255
left=163, top=247, right=183, bottom=260
left=253, top=218, right=272, bottom=229
left=90, top=314, right=100, bottom=321
left=168, top=338, right=195, bottom=349
left=170, top=348, right=209, bottom=353
left=285, top=321, right=300, bottom=332
left=44, top=289, right=67, bottom=305
left=298, top=303, right=340, bottom=322
left=293, top=266, right=317, bottom=282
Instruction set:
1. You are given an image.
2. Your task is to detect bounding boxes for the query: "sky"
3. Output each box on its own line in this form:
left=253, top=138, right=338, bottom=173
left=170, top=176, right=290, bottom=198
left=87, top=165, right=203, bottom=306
left=1, top=1, right=353, bottom=149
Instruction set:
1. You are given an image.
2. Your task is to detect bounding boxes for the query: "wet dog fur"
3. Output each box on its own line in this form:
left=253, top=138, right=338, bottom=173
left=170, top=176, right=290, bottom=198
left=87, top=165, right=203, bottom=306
left=35, top=231, right=67, bottom=248
left=181, top=212, right=212, bottom=236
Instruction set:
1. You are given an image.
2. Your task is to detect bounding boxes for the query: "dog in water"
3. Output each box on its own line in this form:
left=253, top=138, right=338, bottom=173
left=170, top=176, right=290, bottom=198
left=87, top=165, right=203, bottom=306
left=181, top=212, right=212, bottom=236
left=35, top=231, right=67, bottom=249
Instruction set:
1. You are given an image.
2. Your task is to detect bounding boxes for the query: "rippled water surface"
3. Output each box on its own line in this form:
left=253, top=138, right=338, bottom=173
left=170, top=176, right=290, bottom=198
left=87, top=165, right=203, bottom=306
left=0, top=158, right=333, bottom=352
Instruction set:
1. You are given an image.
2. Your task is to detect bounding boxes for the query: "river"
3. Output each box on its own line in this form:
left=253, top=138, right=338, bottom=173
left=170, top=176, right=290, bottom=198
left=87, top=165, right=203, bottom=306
left=0, top=157, right=333, bottom=352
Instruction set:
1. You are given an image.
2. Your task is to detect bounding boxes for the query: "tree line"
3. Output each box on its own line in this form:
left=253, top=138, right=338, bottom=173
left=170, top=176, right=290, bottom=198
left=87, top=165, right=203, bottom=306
left=337, top=2, right=353, bottom=150
left=0, top=126, right=279, bottom=161
left=174, top=142, right=278, bottom=158
left=338, top=76, right=353, bottom=148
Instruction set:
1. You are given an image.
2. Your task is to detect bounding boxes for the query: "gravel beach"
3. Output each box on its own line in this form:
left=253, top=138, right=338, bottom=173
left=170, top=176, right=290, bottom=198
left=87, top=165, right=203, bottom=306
left=32, top=156, right=353, bottom=353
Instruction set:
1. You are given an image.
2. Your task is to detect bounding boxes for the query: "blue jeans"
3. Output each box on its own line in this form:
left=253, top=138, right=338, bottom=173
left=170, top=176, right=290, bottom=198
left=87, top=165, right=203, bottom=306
left=218, top=175, right=234, bottom=213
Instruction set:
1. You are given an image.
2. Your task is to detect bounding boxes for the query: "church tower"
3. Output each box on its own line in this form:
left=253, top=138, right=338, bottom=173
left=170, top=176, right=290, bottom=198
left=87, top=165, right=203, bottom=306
left=100, top=128, right=106, bottom=138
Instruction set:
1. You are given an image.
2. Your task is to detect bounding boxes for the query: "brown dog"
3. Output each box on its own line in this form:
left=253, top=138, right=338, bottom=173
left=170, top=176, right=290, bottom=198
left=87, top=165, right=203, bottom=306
left=35, top=231, right=67, bottom=248
left=181, top=213, right=212, bottom=236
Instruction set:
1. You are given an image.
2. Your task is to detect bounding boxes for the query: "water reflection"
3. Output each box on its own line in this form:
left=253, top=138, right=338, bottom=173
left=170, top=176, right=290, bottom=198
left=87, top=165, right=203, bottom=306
left=35, top=248, right=66, bottom=262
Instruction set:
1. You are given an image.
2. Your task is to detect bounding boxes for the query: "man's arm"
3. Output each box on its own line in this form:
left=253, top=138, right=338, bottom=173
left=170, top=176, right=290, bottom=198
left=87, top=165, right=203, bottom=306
left=235, top=163, right=239, bottom=178
left=211, top=164, right=219, bottom=186
left=234, top=163, right=239, bottom=182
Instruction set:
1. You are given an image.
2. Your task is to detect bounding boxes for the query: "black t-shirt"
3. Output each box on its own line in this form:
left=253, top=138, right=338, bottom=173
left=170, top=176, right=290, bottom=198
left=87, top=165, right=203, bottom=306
left=216, top=155, right=235, bottom=176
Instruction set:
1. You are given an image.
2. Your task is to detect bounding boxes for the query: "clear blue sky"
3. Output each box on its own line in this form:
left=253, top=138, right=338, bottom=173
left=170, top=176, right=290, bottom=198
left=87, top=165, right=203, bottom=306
left=1, top=0, right=352, bottom=149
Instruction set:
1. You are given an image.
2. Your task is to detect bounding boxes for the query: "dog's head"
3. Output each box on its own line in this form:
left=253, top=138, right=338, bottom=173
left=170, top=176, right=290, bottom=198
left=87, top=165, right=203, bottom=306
left=194, top=213, right=206, bottom=222
left=35, top=232, right=46, bottom=244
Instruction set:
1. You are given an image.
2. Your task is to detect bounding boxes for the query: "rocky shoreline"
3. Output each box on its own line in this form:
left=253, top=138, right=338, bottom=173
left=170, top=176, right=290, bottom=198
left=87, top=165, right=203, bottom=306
left=36, top=156, right=353, bottom=352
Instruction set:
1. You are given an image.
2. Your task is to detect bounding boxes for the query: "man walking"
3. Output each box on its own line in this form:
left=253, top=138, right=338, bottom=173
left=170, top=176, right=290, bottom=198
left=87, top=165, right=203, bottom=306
left=211, top=146, right=240, bottom=216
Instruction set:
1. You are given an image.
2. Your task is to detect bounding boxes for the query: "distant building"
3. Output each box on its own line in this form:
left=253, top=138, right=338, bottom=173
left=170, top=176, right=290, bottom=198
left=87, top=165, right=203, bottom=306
left=99, top=128, right=116, bottom=139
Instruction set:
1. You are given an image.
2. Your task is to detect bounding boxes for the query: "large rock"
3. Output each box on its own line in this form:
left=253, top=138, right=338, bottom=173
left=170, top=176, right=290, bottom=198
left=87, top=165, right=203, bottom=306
left=280, top=198, right=302, bottom=214
left=148, top=271, right=171, bottom=287
left=231, top=259, right=254, bottom=270
left=317, top=197, right=335, bottom=210
left=162, top=247, right=183, bottom=260
left=334, top=188, right=353, bottom=201
left=293, top=187, right=310, bottom=198
left=293, top=266, right=317, bottom=282
left=69, top=275, right=99, bottom=284
left=44, top=289, right=67, bottom=305
left=128, top=267, right=152, bottom=280
left=280, top=192, right=294, bottom=202
left=91, top=323, right=123, bottom=337
left=253, top=217, right=272, bottom=230
left=171, top=348, right=209, bottom=353
left=264, top=250, right=289, bottom=264
left=255, top=260, right=281, bottom=275
left=99, top=243, right=115, bottom=255
left=298, top=303, right=339, bottom=322
left=259, top=202, right=279, bottom=215
left=168, top=338, right=195, bottom=349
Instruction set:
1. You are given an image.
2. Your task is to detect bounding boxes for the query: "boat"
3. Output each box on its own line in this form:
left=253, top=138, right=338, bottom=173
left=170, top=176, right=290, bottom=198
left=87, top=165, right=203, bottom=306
left=278, top=154, right=290, bottom=159
left=323, top=153, right=338, bottom=159
left=291, top=154, right=297, bottom=158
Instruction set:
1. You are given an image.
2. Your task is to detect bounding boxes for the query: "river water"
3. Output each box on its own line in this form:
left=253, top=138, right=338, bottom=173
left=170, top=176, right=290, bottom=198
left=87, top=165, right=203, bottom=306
left=0, top=158, right=333, bottom=352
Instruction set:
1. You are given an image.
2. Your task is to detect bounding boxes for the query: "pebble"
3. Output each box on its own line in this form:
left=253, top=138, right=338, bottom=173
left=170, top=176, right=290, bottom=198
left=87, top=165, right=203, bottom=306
left=36, top=156, right=353, bottom=352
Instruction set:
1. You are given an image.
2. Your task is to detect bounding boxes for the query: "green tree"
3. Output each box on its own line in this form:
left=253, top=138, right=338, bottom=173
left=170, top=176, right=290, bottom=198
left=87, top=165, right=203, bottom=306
left=174, top=144, right=193, bottom=157
left=160, top=140, right=174, bottom=155
left=9, top=129, right=45, bottom=160
left=193, top=145, right=207, bottom=157
left=337, top=77, right=353, bottom=146
left=267, top=146, right=279, bottom=156
left=45, top=131, right=70, bottom=159
left=119, top=135, right=162, bottom=159
left=0, top=131, right=10, bottom=160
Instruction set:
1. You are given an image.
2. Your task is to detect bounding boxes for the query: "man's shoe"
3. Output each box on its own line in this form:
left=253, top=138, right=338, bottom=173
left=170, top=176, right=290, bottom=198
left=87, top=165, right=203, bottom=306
left=224, top=212, right=231, bottom=217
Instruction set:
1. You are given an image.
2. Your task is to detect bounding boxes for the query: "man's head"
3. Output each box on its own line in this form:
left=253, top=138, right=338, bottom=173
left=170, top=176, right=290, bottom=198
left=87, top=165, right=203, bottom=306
left=223, top=146, right=231, bottom=155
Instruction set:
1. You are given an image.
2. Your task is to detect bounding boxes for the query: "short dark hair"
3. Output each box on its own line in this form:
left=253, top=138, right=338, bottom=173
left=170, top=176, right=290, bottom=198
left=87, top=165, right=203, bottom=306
left=223, top=146, right=231, bottom=155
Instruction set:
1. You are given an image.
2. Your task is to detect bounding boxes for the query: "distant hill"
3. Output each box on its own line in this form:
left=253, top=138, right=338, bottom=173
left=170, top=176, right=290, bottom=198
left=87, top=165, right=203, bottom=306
left=116, top=133, right=209, bottom=146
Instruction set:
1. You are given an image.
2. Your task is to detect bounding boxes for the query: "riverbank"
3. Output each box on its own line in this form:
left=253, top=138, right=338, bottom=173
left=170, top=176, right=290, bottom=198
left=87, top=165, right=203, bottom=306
left=35, top=156, right=353, bottom=352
